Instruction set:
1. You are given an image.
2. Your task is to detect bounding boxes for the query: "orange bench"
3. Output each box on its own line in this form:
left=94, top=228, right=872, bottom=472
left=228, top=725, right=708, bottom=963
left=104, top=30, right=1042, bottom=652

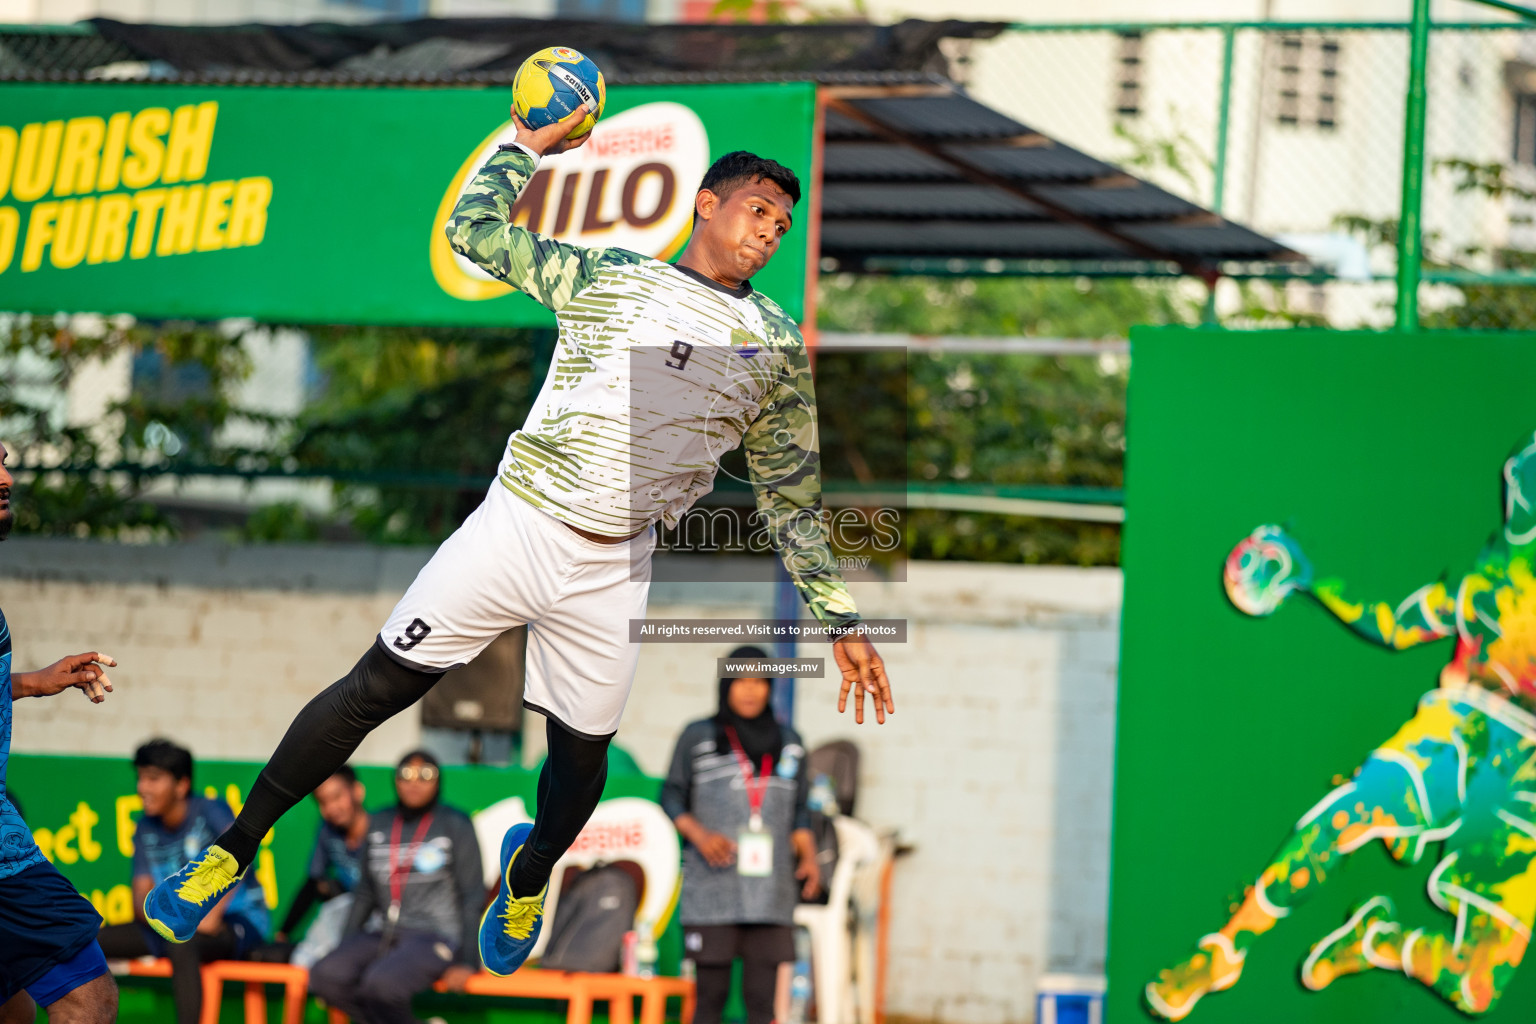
left=325, top=968, right=695, bottom=1024
left=199, top=961, right=308, bottom=1024
left=111, top=958, right=305, bottom=1024
left=118, top=957, right=694, bottom=1024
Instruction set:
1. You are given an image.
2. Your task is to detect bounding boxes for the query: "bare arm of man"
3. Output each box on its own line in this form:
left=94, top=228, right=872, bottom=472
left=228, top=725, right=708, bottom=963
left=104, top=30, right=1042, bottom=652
left=11, top=652, right=116, bottom=703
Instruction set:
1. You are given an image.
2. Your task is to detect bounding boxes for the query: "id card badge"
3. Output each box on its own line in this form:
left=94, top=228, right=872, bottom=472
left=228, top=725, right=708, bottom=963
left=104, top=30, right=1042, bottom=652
left=737, top=827, right=774, bottom=877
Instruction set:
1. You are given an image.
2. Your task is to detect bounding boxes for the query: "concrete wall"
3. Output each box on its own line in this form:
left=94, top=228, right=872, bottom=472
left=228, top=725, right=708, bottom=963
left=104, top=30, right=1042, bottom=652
left=0, top=540, right=1120, bottom=1024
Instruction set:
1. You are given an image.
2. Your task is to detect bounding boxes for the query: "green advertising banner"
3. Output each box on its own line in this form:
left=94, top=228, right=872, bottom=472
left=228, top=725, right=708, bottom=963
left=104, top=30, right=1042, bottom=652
left=0, top=81, right=815, bottom=326
left=1114, top=328, right=1536, bottom=1023
left=8, top=753, right=662, bottom=930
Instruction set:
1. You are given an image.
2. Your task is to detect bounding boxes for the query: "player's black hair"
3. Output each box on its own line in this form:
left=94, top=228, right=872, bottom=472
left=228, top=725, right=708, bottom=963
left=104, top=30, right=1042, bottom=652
left=695, top=151, right=801, bottom=223
left=330, top=764, right=358, bottom=786
left=134, top=738, right=193, bottom=783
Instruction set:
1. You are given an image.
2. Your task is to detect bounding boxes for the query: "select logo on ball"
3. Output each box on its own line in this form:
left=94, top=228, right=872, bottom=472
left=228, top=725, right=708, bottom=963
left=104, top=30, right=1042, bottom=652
left=431, top=102, right=710, bottom=302
left=551, top=46, right=583, bottom=61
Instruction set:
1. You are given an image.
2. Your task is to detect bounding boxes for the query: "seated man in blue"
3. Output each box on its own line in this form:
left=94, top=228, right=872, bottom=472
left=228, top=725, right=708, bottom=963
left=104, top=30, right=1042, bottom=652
left=97, top=739, right=269, bottom=1024
left=278, top=765, right=369, bottom=969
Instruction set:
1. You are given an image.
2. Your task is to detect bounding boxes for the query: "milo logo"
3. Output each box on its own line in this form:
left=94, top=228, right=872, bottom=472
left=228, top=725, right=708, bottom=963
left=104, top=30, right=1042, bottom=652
left=430, top=101, right=710, bottom=302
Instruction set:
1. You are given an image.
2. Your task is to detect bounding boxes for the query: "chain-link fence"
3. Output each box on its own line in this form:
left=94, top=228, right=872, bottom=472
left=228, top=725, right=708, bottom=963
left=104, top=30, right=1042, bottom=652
left=959, top=19, right=1536, bottom=329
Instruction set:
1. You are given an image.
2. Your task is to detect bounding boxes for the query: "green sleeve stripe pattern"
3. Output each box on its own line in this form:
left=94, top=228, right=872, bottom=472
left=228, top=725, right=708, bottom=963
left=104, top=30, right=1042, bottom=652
left=444, top=146, right=646, bottom=311
left=742, top=307, right=861, bottom=632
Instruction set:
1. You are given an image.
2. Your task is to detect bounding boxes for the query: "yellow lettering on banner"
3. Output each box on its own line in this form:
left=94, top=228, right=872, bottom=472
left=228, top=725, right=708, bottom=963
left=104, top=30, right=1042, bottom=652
left=88, top=193, right=131, bottom=264
left=71, top=802, right=103, bottom=862
left=32, top=827, right=54, bottom=862
left=50, top=197, right=95, bottom=269
left=20, top=201, right=58, bottom=272
left=120, top=107, right=169, bottom=190
left=88, top=889, right=106, bottom=918
left=97, top=111, right=129, bottom=192
left=0, top=207, right=18, bottom=274
left=226, top=176, right=272, bottom=248
left=116, top=793, right=143, bottom=857
left=54, top=823, right=78, bottom=864
left=163, top=102, right=217, bottom=184
left=104, top=884, right=134, bottom=925
left=0, top=127, right=16, bottom=201
left=13, top=121, right=64, bottom=203
left=257, top=848, right=278, bottom=909
left=157, top=184, right=203, bottom=256
left=196, top=180, right=233, bottom=251
left=128, top=189, right=166, bottom=260
left=53, top=116, right=104, bottom=197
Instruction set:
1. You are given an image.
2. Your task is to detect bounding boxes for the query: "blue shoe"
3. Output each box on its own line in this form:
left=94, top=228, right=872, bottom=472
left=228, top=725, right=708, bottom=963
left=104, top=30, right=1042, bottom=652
left=143, top=844, right=244, bottom=943
left=479, top=823, right=546, bottom=976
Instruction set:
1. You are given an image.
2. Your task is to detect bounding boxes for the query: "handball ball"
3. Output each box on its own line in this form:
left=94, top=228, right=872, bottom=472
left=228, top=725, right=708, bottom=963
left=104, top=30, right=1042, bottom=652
left=513, top=46, right=606, bottom=141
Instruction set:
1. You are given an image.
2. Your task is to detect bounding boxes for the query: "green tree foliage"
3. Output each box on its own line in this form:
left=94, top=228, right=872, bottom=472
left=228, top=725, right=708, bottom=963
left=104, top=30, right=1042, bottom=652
left=267, top=324, right=540, bottom=545
left=0, top=314, right=261, bottom=539
left=816, top=274, right=1193, bottom=565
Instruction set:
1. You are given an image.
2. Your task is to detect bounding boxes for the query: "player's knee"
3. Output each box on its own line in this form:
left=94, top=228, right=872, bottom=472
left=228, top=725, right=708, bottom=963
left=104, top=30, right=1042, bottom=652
left=41, top=974, right=117, bottom=1024
left=342, top=644, right=439, bottom=721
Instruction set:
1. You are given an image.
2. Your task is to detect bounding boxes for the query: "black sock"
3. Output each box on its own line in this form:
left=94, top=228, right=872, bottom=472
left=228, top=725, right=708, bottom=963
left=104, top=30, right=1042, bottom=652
left=216, top=642, right=440, bottom=871
left=509, top=717, right=610, bottom=898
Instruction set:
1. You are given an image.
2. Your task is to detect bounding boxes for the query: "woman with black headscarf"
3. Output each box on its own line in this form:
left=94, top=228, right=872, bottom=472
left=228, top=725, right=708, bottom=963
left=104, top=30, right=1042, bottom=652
left=660, top=646, right=820, bottom=1024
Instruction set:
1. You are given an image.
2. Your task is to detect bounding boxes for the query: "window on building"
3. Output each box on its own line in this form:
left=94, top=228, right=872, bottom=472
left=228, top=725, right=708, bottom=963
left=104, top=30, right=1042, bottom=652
left=1115, top=32, right=1143, bottom=118
left=1514, top=92, right=1536, bottom=165
left=1275, top=35, right=1341, bottom=130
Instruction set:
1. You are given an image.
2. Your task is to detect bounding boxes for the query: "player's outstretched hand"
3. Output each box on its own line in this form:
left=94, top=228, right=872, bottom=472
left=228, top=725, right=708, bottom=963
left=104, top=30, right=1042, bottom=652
left=510, top=103, right=593, bottom=157
left=833, top=631, right=894, bottom=725
left=16, top=652, right=116, bottom=703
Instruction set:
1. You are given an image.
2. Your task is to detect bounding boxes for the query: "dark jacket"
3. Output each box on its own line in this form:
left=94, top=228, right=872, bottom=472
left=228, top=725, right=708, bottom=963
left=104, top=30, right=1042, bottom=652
left=661, top=718, right=811, bottom=926
left=345, top=804, right=484, bottom=969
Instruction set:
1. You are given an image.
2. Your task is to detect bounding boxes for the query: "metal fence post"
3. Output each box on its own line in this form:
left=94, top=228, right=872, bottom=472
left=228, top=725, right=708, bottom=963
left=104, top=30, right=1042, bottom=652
left=1211, top=24, right=1237, bottom=214
left=1396, top=0, right=1432, bottom=331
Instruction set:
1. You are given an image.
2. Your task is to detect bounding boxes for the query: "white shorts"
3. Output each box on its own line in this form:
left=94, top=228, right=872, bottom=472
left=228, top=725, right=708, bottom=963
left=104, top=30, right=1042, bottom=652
left=379, top=482, right=656, bottom=739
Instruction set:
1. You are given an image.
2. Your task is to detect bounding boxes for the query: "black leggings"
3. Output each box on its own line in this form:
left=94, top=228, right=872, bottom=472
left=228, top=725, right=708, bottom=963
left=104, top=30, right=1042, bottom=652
left=218, top=641, right=609, bottom=898
left=695, top=960, right=779, bottom=1024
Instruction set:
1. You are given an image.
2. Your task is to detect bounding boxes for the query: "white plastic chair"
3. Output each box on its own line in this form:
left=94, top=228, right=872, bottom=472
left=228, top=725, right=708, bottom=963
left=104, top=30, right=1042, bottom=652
left=793, top=816, right=883, bottom=1024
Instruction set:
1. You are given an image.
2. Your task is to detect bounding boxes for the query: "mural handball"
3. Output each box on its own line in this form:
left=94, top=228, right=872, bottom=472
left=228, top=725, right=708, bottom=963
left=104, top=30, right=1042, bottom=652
left=1146, top=434, right=1536, bottom=1020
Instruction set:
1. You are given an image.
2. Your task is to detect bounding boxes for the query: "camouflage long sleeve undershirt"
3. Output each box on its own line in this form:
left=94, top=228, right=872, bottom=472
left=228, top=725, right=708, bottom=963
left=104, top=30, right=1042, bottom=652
left=445, top=145, right=860, bottom=632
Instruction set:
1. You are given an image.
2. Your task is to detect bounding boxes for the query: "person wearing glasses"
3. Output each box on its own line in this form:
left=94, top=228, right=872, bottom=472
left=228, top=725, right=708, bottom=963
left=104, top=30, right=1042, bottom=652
left=307, top=751, right=484, bottom=1024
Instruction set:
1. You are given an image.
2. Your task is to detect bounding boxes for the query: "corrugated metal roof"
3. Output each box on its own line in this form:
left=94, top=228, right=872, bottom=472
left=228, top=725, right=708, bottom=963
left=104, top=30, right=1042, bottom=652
left=820, top=84, right=1299, bottom=274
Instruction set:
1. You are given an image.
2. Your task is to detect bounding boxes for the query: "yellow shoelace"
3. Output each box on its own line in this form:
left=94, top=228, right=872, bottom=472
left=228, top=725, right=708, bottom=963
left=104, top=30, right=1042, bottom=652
left=174, top=851, right=234, bottom=906
left=501, top=893, right=544, bottom=941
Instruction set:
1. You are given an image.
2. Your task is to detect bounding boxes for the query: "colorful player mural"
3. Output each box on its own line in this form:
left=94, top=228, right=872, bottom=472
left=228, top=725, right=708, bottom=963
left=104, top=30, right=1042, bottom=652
left=1145, top=433, right=1536, bottom=1020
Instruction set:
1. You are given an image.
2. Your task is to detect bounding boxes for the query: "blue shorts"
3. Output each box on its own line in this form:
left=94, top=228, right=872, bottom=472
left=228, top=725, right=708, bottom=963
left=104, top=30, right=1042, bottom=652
left=0, top=860, right=106, bottom=1004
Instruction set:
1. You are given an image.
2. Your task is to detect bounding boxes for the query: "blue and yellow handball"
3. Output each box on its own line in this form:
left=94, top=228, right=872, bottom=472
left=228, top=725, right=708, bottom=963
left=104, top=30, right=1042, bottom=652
left=513, top=46, right=606, bottom=140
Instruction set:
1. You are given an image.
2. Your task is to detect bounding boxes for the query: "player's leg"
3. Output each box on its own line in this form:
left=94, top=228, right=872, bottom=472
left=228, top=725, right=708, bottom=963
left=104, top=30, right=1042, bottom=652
left=148, top=484, right=556, bottom=941
left=1145, top=696, right=1462, bottom=1021
left=1304, top=708, right=1536, bottom=1013
left=33, top=971, right=116, bottom=1024
left=0, top=862, right=111, bottom=1024
left=0, top=993, right=34, bottom=1024
left=480, top=518, right=655, bottom=975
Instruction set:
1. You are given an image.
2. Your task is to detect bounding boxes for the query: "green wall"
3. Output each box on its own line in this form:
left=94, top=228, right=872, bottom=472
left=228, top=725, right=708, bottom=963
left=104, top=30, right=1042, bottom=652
left=1111, top=328, right=1536, bottom=1022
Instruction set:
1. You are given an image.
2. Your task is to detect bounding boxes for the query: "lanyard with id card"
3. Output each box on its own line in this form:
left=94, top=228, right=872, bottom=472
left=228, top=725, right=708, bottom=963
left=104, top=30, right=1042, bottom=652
left=724, top=726, right=774, bottom=877
left=383, top=811, right=433, bottom=948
